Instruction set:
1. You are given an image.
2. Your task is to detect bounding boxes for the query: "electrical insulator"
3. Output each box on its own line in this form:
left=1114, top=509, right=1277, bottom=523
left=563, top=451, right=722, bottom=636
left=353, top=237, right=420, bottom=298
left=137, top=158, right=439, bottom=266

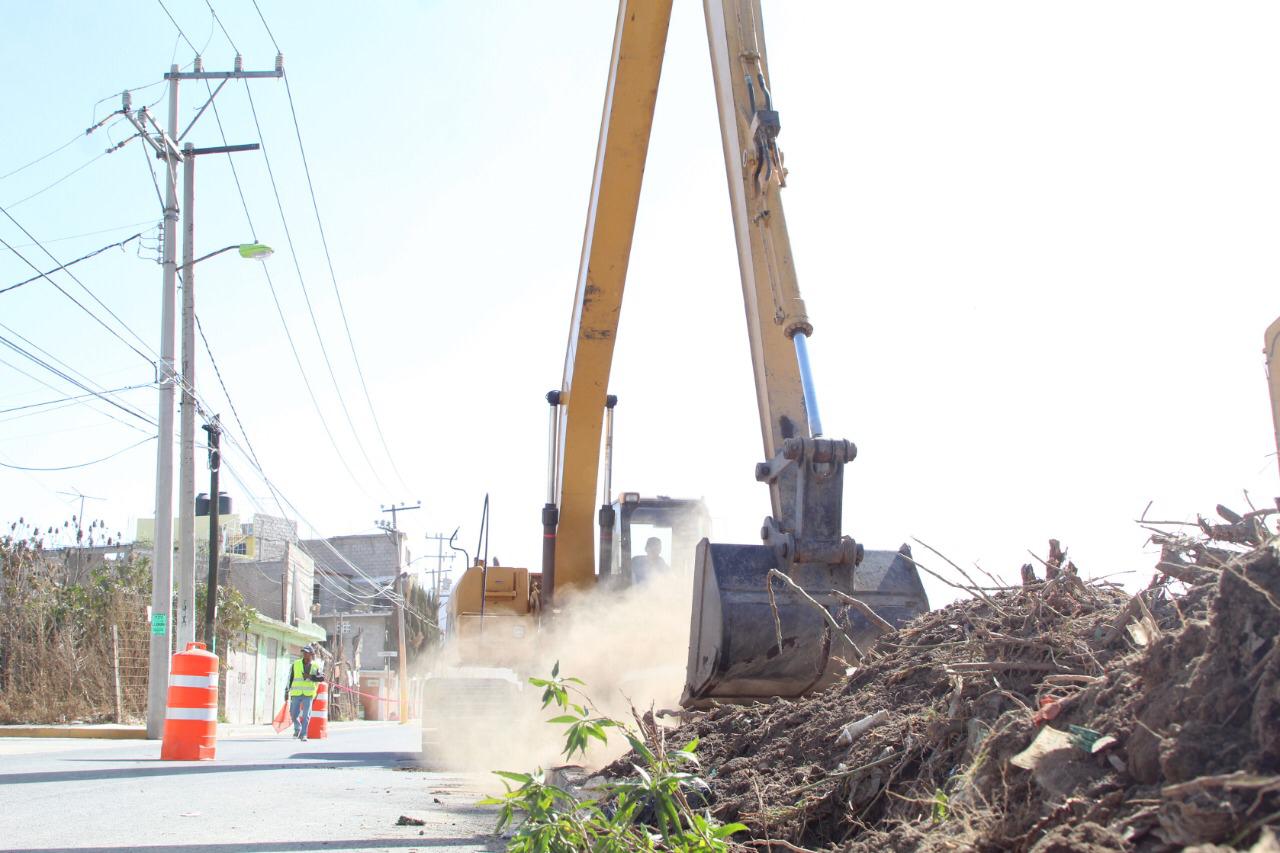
left=234, top=54, right=243, bottom=72
left=275, top=53, right=284, bottom=74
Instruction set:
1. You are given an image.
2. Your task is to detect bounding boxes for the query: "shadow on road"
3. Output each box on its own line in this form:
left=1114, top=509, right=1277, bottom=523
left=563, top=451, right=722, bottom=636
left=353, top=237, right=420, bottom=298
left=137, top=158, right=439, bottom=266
left=0, top=752, right=422, bottom=785
left=4, top=839, right=504, bottom=853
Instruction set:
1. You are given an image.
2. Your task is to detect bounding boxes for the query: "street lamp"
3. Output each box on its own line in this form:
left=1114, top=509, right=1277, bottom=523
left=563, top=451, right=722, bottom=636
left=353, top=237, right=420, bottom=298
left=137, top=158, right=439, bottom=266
left=174, top=189, right=275, bottom=655
left=190, top=243, right=275, bottom=266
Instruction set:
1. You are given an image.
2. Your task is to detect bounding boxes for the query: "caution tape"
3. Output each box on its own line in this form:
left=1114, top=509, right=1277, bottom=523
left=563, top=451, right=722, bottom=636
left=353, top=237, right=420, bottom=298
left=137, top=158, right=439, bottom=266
left=331, top=683, right=401, bottom=704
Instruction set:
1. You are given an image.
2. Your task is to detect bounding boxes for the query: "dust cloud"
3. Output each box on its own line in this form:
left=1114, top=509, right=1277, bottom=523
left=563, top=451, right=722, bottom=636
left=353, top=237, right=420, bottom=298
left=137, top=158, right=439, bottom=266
left=418, top=568, right=696, bottom=775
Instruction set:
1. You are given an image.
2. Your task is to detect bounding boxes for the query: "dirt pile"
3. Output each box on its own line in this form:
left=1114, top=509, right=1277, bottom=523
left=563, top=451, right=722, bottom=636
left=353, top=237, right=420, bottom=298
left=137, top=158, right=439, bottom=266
left=647, top=530, right=1280, bottom=851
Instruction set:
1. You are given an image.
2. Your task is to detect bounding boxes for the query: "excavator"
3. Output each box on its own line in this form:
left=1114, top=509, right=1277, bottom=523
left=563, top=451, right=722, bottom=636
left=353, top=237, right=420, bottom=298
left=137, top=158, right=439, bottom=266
left=424, top=0, right=930, bottom=753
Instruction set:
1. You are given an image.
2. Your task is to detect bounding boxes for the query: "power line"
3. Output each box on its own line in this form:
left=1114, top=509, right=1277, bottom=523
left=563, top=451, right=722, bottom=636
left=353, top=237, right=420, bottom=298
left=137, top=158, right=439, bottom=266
left=0, top=219, right=158, bottom=253
left=0, top=331, right=155, bottom=431
left=0, top=210, right=154, bottom=365
left=217, top=435, right=437, bottom=626
left=252, top=0, right=412, bottom=495
left=0, top=435, right=154, bottom=472
left=0, top=321, right=155, bottom=426
left=0, top=383, right=153, bottom=417
left=0, top=133, right=84, bottom=183
left=0, top=233, right=145, bottom=297
left=192, top=313, right=400, bottom=612
left=281, top=76, right=411, bottom=493
left=250, top=0, right=281, bottom=52
left=4, top=135, right=133, bottom=210
left=204, top=0, right=238, bottom=54
left=155, top=0, right=198, bottom=54
left=241, top=81, right=389, bottom=493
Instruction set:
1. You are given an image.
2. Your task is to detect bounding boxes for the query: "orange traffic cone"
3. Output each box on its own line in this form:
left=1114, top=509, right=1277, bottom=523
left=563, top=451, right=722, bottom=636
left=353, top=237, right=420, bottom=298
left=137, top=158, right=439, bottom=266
left=271, top=702, right=291, bottom=734
left=307, top=682, right=329, bottom=740
left=160, top=642, right=218, bottom=760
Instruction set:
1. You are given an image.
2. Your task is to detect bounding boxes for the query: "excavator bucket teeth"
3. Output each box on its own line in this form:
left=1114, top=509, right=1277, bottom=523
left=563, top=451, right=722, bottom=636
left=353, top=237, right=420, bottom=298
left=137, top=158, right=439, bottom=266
left=682, top=540, right=928, bottom=706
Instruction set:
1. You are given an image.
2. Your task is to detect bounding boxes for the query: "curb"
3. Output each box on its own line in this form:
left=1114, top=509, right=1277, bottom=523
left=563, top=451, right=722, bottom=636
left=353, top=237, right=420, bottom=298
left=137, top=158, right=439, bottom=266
left=0, top=725, right=146, bottom=740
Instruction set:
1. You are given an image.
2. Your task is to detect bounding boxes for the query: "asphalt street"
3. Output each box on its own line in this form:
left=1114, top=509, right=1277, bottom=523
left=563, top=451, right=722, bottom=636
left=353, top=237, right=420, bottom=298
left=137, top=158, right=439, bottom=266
left=0, top=722, right=503, bottom=853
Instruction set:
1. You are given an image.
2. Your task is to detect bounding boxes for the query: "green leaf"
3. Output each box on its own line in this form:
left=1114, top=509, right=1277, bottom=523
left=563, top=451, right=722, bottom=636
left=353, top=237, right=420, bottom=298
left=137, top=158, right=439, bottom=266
left=551, top=660, right=560, bottom=678
left=714, top=822, right=748, bottom=838
left=547, top=714, right=581, bottom=724
left=494, top=770, right=534, bottom=784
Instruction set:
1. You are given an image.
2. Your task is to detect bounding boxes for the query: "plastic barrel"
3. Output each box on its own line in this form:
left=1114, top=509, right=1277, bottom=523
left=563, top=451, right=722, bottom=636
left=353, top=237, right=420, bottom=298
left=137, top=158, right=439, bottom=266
left=160, top=642, right=218, bottom=760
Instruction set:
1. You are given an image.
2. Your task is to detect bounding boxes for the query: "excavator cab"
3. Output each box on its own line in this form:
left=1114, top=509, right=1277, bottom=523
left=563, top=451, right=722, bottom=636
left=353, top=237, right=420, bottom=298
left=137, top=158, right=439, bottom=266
left=599, top=493, right=711, bottom=583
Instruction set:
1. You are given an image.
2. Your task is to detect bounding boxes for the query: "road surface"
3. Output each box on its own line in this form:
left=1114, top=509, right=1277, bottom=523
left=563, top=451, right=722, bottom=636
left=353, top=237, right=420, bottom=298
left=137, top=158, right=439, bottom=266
left=0, top=722, right=502, bottom=853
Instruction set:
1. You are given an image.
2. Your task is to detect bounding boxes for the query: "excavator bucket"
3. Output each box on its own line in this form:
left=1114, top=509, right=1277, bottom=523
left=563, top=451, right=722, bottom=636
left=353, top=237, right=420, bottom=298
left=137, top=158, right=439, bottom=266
left=682, top=540, right=928, bottom=705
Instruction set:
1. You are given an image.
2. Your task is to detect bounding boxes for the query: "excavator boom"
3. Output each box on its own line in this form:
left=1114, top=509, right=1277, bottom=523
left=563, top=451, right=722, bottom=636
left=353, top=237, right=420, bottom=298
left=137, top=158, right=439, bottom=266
left=541, top=0, right=929, bottom=703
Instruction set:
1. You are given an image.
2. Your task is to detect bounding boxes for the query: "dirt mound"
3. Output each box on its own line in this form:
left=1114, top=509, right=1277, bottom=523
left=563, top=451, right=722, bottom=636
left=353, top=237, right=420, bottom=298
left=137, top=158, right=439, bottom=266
left=644, top=534, right=1280, bottom=851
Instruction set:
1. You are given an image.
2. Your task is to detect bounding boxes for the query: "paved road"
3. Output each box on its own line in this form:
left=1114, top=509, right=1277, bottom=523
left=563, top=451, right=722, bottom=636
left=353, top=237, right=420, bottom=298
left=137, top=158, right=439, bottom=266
left=0, top=722, right=503, bottom=853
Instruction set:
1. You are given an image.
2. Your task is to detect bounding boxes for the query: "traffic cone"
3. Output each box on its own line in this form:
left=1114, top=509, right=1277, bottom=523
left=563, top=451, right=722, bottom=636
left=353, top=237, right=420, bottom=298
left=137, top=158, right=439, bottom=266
left=307, top=682, right=329, bottom=740
left=271, top=702, right=290, bottom=734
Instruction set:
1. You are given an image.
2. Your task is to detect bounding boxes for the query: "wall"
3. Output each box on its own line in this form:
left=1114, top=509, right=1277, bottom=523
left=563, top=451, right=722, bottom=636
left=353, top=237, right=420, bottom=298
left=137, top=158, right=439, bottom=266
left=315, top=611, right=395, bottom=671
left=251, top=513, right=298, bottom=561
left=301, top=531, right=407, bottom=582
left=224, top=543, right=316, bottom=625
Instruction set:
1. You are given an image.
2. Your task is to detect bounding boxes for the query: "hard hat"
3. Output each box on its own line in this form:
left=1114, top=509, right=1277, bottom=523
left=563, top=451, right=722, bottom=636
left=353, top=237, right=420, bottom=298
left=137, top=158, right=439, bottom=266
left=301, top=644, right=316, bottom=654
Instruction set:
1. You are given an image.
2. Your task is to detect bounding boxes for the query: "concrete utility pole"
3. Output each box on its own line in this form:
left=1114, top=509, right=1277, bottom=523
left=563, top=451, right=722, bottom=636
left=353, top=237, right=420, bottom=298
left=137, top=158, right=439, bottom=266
left=177, top=141, right=197, bottom=648
left=144, top=65, right=181, bottom=740
left=176, top=140, right=260, bottom=648
left=395, top=571, right=410, bottom=724
left=130, top=54, right=283, bottom=739
left=377, top=502, right=417, bottom=725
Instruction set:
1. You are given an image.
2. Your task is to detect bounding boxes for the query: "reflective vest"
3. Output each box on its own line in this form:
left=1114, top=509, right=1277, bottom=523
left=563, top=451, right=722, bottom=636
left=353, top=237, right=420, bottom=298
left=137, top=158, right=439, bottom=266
left=289, top=658, right=322, bottom=697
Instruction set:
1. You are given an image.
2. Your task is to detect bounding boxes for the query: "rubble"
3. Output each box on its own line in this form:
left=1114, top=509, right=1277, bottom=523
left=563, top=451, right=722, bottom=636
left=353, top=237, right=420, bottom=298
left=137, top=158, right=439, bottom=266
left=616, top=518, right=1280, bottom=851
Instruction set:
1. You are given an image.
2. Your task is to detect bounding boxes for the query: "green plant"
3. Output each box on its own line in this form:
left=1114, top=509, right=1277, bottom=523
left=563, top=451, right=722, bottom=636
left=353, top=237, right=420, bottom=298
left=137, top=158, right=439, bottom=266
left=481, top=662, right=747, bottom=852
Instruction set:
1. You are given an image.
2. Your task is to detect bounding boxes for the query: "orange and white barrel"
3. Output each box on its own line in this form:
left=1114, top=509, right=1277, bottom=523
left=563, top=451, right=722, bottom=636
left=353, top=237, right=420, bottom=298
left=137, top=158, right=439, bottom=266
left=307, top=682, right=329, bottom=740
left=160, top=642, right=218, bottom=761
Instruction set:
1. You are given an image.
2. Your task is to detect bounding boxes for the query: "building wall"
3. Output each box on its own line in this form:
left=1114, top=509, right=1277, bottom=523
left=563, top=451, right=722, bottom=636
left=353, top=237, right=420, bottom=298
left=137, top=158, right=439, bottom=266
left=225, top=543, right=316, bottom=625
left=315, top=611, right=395, bottom=671
left=252, top=513, right=298, bottom=561
left=301, top=531, right=407, bottom=582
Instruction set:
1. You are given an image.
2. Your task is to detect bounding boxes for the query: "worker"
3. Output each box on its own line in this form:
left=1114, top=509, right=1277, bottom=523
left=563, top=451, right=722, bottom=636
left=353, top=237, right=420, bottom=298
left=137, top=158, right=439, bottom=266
left=630, top=536, right=670, bottom=584
left=285, top=644, right=325, bottom=741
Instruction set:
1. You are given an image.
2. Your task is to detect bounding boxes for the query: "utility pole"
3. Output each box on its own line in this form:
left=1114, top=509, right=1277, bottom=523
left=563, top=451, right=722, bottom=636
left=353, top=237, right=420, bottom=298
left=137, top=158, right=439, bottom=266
left=128, top=53, right=283, bottom=739
left=378, top=501, right=421, bottom=531
left=176, top=140, right=259, bottom=648
left=376, top=501, right=417, bottom=725
left=141, top=65, right=181, bottom=740
left=202, top=417, right=221, bottom=652
left=176, top=141, right=197, bottom=648
left=57, top=489, right=105, bottom=542
left=395, top=571, right=410, bottom=724
left=423, top=531, right=455, bottom=596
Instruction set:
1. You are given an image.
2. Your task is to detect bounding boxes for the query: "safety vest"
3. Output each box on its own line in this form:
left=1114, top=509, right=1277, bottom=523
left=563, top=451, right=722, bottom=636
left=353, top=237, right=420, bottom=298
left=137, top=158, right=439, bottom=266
left=289, top=658, right=322, bottom=698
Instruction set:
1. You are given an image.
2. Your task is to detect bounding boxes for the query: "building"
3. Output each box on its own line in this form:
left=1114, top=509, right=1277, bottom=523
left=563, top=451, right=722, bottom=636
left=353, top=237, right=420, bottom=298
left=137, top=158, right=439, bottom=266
left=302, top=530, right=410, bottom=720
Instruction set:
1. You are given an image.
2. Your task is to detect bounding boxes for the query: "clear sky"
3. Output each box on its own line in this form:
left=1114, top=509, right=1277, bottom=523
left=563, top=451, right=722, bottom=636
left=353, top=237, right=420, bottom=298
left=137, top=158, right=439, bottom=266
left=1, top=1, right=1278, bottom=603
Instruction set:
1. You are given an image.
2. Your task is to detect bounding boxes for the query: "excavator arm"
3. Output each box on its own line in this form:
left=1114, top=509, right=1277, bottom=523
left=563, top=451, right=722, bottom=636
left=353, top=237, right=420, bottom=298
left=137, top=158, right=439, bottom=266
left=541, top=0, right=674, bottom=601
left=541, top=0, right=928, bottom=703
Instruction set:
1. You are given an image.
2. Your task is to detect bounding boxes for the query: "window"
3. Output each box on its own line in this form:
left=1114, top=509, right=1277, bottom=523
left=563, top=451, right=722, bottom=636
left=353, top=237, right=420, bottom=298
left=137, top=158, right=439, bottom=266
left=313, top=582, right=321, bottom=607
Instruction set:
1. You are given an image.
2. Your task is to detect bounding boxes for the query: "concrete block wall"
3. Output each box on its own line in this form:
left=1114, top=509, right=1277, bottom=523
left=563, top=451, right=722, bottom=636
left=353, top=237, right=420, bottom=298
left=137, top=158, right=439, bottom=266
left=253, top=513, right=298, bottom=561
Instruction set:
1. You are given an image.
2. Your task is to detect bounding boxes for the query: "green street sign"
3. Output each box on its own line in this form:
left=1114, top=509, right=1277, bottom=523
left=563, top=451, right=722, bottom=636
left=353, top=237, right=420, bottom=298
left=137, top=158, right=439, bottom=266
left=150, top=613, right=167, bottom=635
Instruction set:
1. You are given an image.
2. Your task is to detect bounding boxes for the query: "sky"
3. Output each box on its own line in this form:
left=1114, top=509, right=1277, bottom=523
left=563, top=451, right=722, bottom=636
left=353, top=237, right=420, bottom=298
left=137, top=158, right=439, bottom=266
left=1, top=1, right=1278, bottom=606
